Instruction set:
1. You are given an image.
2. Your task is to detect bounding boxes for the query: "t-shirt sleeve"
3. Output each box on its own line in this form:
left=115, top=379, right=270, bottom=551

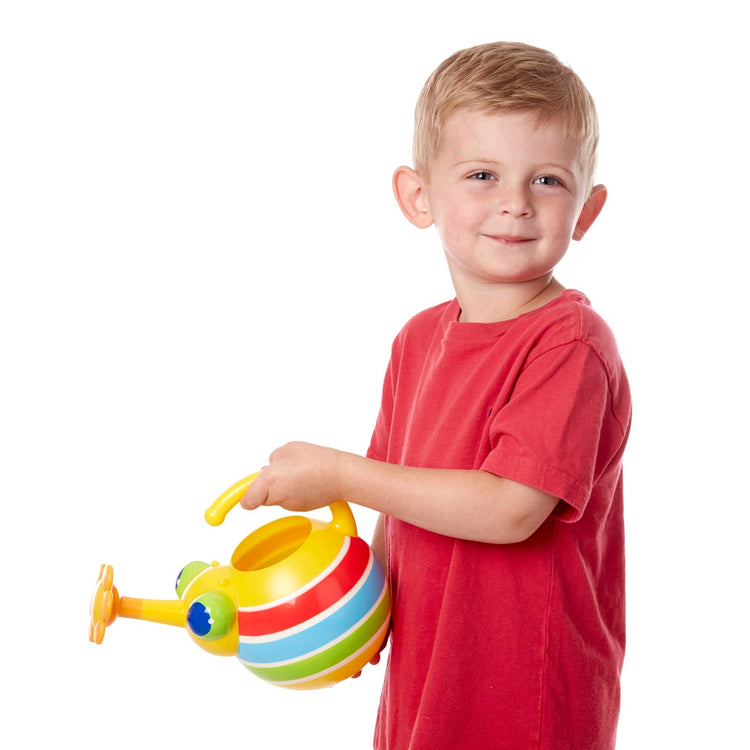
left=480, top=339, right=619, bottom=522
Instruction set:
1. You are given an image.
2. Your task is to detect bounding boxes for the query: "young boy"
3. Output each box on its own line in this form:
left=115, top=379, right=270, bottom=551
left=241, top=42, right=631, bottom=750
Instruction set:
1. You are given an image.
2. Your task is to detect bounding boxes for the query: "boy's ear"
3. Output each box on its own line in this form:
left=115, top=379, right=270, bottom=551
left=393, top=166, right=434, bottom=229
left=573, top=184, right=607, bottom=241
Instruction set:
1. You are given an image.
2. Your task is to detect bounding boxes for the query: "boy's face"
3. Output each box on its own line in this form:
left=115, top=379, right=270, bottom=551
left=406, top=109, right=603, bottom=299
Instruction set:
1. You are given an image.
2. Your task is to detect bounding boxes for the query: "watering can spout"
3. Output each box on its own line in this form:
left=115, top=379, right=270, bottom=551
left=89, top=564, right=187, bottom=644
left=118, top=595, right=187, bottom=627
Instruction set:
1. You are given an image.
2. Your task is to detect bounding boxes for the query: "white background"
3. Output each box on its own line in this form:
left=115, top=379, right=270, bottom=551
left=2, top=1, right=748, bottom=748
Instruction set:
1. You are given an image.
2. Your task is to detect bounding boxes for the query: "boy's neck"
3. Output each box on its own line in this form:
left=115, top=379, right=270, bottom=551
left=455, top=275, right=565, bottom=323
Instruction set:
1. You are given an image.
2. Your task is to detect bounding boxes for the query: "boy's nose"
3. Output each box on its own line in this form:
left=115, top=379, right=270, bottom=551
left=497, top=185, right=533, bottom=218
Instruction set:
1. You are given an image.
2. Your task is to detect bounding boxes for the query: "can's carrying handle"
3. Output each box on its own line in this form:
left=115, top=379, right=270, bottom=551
left=205, top=472, right=358, bottom=538
left=204, top=472, right=261, bottom=526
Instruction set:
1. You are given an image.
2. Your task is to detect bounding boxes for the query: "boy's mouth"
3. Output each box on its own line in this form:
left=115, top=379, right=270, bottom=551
left=485, top=234, right=534, bottom=244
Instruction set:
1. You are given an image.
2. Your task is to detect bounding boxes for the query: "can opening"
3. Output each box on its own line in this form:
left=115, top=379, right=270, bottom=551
left=231, top=516, right=312, bottom=571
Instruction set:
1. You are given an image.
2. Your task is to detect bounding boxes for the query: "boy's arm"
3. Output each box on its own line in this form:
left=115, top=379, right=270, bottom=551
left=241, top=442, right=558, bottom=545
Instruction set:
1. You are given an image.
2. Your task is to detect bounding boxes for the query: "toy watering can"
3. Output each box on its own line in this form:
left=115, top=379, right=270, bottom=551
left=89, top=472, right=391, bottom=690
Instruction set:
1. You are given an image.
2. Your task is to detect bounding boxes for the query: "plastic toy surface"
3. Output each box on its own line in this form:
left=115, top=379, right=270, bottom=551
left=89, top=473, right=391, bottom=689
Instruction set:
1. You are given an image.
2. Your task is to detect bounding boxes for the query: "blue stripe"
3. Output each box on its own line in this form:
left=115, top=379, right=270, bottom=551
left=238, top=554, right=385, bottom=665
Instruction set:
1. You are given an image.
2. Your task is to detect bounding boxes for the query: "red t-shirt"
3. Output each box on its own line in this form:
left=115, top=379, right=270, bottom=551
left=367, top=291, right=631, bottom=750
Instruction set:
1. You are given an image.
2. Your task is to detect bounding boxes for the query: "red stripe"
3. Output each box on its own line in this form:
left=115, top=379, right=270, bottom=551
left=238, top=537, right=372, bottom=637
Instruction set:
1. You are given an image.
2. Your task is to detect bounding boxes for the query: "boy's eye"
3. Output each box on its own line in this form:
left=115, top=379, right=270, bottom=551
left=470, top=171, right=495, bottom=181
left=534, top=175, right=560, bottom=186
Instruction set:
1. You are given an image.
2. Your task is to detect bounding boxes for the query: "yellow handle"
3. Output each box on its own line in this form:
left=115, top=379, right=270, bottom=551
left=205, top=472, right=261, bottom=526
left=328, top=501, right=358, bottom=538
left=205, top=472, right=359, bottom=538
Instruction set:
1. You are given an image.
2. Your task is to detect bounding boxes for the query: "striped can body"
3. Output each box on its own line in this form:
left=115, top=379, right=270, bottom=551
left=236, top=534, right=390, bottom=689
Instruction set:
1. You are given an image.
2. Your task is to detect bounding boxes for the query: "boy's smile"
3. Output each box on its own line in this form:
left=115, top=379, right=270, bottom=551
left=395, top=109, right=606, bottom=321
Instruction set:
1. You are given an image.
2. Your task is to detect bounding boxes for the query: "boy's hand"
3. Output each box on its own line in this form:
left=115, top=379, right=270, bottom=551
left=351, top=626, right=390, bottom=679
left=239, top=441, right=344, bottom=513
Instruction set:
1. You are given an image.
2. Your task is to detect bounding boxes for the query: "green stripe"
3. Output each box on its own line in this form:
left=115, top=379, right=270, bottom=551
left=245, top=587, right=390, bottom=684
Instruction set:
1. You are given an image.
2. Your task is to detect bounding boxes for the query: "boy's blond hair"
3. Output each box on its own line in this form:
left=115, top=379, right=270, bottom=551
left=413, top=42, right=600, bottom=186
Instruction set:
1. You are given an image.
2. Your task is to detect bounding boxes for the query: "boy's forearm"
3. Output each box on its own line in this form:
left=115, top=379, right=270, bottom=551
left=338, top=452, right=557, bottom=545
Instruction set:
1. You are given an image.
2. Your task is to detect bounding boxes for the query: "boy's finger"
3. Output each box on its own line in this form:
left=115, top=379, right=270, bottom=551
left=240, top=471, right=269, bottom=509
